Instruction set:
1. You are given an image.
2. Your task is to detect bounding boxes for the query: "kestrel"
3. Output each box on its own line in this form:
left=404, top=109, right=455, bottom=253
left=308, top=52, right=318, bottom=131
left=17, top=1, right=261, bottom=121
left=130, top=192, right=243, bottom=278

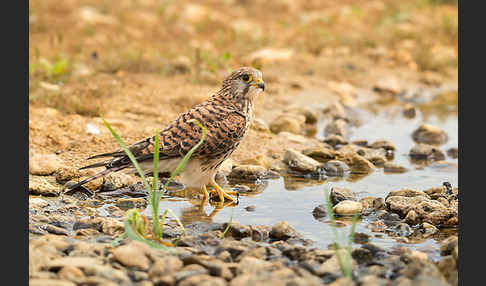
left=67, top=67, right=265, bottom=203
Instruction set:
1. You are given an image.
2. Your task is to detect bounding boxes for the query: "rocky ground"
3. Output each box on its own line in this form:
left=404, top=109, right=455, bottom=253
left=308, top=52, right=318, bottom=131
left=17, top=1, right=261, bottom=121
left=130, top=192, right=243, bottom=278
left=29, top=0, right=458, bottom=285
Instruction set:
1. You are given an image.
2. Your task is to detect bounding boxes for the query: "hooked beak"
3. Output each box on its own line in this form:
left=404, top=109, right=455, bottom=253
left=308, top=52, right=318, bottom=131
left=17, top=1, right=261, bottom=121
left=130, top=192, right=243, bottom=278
left=253, top=77, right=265, bottom=91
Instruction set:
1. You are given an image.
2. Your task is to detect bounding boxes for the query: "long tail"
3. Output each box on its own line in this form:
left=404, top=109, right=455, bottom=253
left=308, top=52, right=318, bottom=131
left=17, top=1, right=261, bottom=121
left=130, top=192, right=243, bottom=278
left=65, top=166, right=126, bottom=191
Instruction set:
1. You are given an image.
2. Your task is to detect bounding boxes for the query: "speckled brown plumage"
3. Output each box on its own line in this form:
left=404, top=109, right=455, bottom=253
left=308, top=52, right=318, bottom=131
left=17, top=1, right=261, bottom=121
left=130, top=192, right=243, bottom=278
left=68, top=67, right=265, bottom=202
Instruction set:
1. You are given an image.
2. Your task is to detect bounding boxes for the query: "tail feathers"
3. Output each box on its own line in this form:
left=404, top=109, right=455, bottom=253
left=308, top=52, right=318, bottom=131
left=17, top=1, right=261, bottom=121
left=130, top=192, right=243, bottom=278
left=87, top=150, right=125, bottom=160
left=78, top=160, right=112, bottom=170
left=65, top=166, right=125, bottom=191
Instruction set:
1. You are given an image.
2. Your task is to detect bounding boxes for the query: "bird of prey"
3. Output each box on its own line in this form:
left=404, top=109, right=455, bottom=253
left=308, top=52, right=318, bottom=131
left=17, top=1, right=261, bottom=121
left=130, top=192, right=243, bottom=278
left=67, top=67, right=265, bottom=203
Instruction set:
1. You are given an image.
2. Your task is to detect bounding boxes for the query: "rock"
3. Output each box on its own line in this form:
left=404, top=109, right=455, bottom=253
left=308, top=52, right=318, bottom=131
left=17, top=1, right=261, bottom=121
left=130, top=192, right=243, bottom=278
left=285, top=106, right=319, bottom=124
left=383, top=162, right=408, bottom=173
left=437, top=256, right=458, bottom=286
left=359, top=275, right=388, bottom=286
left=312, top=204, right=327, bottom=220
left=115, top=197, right=147, bottom=209
left=324, top=119, right=349, bottom=138
left=440, top=235, right=458, bottom=256
left=330, top=187, right=357, bottom=205
left=149, top=256, right=184, bottom=278
left=240, top=154, right=270, bottom=169
left=373, top=77, right=401, bottom=95
left=336, top=153, right=375, bottom=174
left=323, top=134, right=348, bottom=147
left=447, top=147, right=458, bottom=159
left=409, top=143, right=446, bottom=161
left=244, top=205, right=256, bottom=212
left=412, top=124, right=448, bottom=145
left=229, top=165, right=267, bottom=180
left=269, top=114, right=306, bottom=134
left=283, top=149, right=323, bottom=174
left=323, top=102, right=348, bottom=121
left=403, top=104, right=417, bottom=118
left=333, top=200, right=363, bottom=216
left=179, top=274, right=226, bottom=286
left=277, top=132, right=309, bottom=144
left=421, top=222, right=438, bottom=237
left=386, top=189, right=430, bottom=199
left=29, top=197, right=49, bottom=209
left=58, top=266, right=84, bottom=281
left=324, top=160, right=350, bottom=176
left=29, top=176, right=62, bottom=196
left=29, top=154, right=65, bottom=175
left=103, top=173, right=136, bottom=191
left=29, top=279, right=76, bottom=286
left=390, top=223, right=413, bottom=237
left=270, top=221, right=300, bottom=240
left=222, top=221, right=252, bottom=239
left=302, top=147, right=336, bottom=162
left=54, top=167, right=83, bottom=184
left=251, top=118, right=270, bottom=132
left=404, top=210, right=419, bottom=225
left=101, top=217, right=124, bottom=235
left=112, top=241, right=152, bottom=271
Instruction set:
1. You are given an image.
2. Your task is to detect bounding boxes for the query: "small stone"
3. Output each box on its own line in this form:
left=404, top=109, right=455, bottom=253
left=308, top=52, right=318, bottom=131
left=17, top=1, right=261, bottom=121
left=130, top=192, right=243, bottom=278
left=229, top=165, right=267, bottom=180
left=330, top=187, right=357, bottom=205
left=440, top=236, right=458, bottom=256
left=285, top=106, right=319, bottom=124
left=333, top=200, right=363, bottom=216
left=404, top=210, right=419, bottom=225
left=447, top=147, right=458, bottom=159
left=412, top=124, right=448, bottom=145
left=251, top=118, right=270, bottom=132
left=112, top=241, right=152, bottom=270
left=324, top=160, right=350, bottom=177
left=312, top=204, right=327, bottom=220
left=29, top=197, right=49, bottom=209
left=29, top=154, right=65, bottom=175
left=29, top=176, right=62, bottom=196
left=222, top=221, right=252, bottom=239
left=244, top=205, right=256, bottom=212
left=269, top=114, right=306, bottom=135
left=149, top=256, right=184, bottom=278
left=384, top=162, right=408, bottom=173
left=337, top=153, right=375, bottom=174
left=58, top=266, right=85, bottom=281
left=421, top=222, right=438, bottom=237
left=403, top=104, right=417, bottom=118
left=302, top=147, right=336, bottom=162
left=409, top=143, right=446, bottom=161
left=324, top=119, right=349, bottom=138
left=283, top=149, right=323, bottom=174
left=270, top=221, right=300, bottom=240
left=386, top=189, right=430, bottom=199
left=323, top=134, right=348, bottom=147
left=103, top=173, right=136, bottom=191
left=115, top=197, right=147, bottom=209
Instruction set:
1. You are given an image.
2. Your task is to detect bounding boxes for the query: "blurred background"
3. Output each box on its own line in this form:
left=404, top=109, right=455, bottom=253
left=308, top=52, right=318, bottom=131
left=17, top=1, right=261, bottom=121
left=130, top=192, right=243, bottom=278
left=29, top=0, right=457, bottom=114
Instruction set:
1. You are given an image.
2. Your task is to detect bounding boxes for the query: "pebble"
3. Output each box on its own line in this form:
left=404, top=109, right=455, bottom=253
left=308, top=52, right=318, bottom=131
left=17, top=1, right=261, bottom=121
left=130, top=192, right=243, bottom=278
left=29, top=154, right=65, bottom=175
left=270, top=221, right=300, bottom=241
left=29, top=176, right=62, bottom=196
left=115, top=197, right=147, bottom=209
left=332, top=200, right=363, bottom=216
left=269, top=114, right=306, bottom=135
left=330, top=187, right=357, bottom=205
left=103, top=173, right=137, bottom=191
left=412, top=124, right=448, bottom=145
left=324, top=119, right=349, bottom=138
left=324, top=160, right=351, bottom=177
left=446, top=147, right=458, bottom=159
left=383, top=162, right=408, bottom=173
left=402, top=104, right=417, bottom=118
left=283, top=149, right=323, bottom=174
left=229, top=165, right=267, bottom=181
left=112, top=241, right=152, bottom=271
left=312, top=204, right=327, bottom=220
left=409, top=143, right=446, bottom=161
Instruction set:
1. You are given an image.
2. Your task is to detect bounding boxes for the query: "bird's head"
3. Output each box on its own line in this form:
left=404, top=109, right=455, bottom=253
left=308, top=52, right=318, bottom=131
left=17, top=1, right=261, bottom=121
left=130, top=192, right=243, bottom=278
left=221, top=67, right=264, bottom=103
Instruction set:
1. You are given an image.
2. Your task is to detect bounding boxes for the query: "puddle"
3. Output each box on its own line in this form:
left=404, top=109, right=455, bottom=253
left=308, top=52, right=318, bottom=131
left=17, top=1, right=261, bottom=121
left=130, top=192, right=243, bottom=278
left=92, top=87, right=458, bottom=260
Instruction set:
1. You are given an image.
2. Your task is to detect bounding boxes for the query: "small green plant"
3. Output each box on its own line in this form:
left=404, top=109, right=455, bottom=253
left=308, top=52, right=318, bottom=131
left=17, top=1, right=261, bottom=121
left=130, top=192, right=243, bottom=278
left=220, top=208, right=235, bottom=239
left=324, top=185, right=359, bottom=279
left=105, top=118, right=207, bottom=248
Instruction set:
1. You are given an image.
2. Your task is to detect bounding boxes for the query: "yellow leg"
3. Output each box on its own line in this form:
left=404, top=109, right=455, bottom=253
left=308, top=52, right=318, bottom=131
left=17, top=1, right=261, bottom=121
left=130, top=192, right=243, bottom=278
left=202, top=185, right=209, bottom=199
left=209, top=177, right=236, bottom=202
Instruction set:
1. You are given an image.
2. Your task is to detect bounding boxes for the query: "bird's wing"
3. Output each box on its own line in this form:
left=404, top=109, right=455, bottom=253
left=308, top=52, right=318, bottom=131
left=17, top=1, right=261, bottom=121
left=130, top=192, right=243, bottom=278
left=81, top=101, right=247, bottom=171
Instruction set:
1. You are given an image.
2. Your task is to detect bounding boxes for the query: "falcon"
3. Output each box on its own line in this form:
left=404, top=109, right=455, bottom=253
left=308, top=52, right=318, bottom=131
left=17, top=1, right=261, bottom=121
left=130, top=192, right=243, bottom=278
left=67, top=67, right=265, bottom=203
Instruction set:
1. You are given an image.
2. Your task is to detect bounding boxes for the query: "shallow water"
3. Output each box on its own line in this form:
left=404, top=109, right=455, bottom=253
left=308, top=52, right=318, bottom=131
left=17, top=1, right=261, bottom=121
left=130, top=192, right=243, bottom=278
left=138, top=89, right=458, bottom=260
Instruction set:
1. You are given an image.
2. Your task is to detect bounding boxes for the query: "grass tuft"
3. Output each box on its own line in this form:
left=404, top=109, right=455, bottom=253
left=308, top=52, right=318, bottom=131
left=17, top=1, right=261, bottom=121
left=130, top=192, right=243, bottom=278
left=102, top=117, right=207, bottom=248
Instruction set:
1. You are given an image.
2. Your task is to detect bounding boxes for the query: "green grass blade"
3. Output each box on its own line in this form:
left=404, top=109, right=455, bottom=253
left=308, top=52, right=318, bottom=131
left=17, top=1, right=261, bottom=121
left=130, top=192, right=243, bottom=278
left=220, top=208, right=234, bottom=239
left=151, top=129, right=161, bottom=238
left=102, top=118, right=151, bottom=193
left=124, top=220, right=172, bottom=250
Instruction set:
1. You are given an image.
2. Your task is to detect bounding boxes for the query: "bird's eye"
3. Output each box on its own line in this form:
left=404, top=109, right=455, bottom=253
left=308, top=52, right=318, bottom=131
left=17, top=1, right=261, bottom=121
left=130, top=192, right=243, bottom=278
left=242, top=74, right=252, bottom=82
